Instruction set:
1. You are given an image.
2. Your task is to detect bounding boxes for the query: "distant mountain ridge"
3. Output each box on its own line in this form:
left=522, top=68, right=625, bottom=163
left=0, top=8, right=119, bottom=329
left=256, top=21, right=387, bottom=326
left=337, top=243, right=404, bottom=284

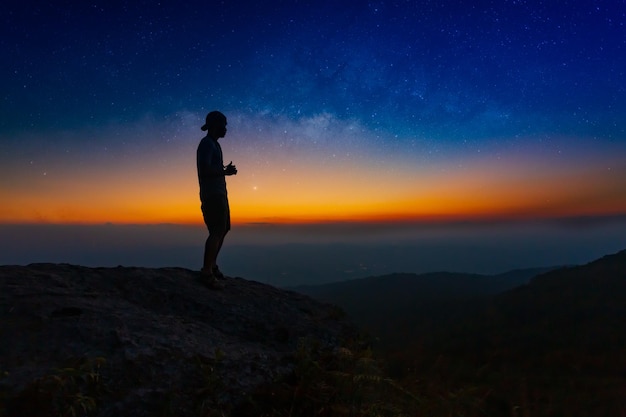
left=294, top=249, right=626, bottom=355
left=453, top=248, right=626, bottom=353
left=294, top=266, right=556, bottom=295
left=294, top=249, right=626, bottom=415
left=292, top=266, right=558, bottom=346
left=292, top=249, right=626, bottom=352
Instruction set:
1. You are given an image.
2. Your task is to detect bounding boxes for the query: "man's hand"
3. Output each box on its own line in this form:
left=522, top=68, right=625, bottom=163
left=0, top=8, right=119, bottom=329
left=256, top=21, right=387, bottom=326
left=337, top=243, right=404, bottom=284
left=224, top=161, right=238, bottom=176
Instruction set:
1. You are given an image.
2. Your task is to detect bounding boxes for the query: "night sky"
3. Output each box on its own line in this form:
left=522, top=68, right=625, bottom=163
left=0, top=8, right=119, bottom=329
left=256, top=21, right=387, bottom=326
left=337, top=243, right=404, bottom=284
left=2, top=0, right=625, bottom=226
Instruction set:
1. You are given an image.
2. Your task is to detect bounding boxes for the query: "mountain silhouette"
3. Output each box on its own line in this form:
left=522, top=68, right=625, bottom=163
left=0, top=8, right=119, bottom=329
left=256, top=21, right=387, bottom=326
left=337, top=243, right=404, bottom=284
left=424, top=249, right=626, bottom=416
left=297, top=249, right=626, bottom=416
left=445, top=248, right=626, bottom=354
left=293, top=267, right=557, bottom=348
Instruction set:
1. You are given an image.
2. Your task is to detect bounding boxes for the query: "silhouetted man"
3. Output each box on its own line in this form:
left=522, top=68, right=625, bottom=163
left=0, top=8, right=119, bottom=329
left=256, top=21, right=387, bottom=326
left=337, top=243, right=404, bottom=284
left=197, top=111, right=237, bottom=288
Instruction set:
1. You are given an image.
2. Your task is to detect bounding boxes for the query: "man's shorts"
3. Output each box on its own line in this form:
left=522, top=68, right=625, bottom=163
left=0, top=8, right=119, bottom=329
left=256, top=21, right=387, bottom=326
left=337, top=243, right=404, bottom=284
left=201, top=194, right=230, bottom=235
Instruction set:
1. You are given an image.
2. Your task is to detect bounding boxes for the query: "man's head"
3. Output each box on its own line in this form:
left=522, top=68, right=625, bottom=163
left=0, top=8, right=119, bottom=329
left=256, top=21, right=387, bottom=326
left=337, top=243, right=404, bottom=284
left=201, top=111, right=227, bottom=138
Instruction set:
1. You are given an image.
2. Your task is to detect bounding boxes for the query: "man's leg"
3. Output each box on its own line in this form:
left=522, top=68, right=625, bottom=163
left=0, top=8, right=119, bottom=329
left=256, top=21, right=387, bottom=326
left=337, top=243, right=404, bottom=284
left=211, top=195, right=230, bottom=276
left=211, top=232, right=229, bottom=277
left=216, top=231, right=227, bottom=257
left=201, top=195, right=230, bottom=275
left=203, top=231, right=224, bottom=273
left=200, top=232, right=225, bottom=289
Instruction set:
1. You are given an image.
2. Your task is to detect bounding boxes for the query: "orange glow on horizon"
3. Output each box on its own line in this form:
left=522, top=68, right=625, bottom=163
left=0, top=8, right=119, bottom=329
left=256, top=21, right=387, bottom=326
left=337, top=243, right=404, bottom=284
left=1, top=135, right=625, bottom=226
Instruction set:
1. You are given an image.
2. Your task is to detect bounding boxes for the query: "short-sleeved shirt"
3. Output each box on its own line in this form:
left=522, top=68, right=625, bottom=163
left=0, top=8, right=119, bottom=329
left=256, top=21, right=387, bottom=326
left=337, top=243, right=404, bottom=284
left=197, top=135, right=227, bottom=201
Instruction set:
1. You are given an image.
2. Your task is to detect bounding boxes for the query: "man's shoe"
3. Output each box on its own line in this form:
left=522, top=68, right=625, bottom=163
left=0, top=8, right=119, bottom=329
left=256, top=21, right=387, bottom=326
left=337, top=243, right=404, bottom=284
left=199, top=270, right=224, bottom=290
left=212, top=265, right=225, bottom=279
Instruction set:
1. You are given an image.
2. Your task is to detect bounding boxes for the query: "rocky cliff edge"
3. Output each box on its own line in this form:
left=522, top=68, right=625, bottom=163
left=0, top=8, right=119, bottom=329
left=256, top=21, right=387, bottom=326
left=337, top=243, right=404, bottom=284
left=0, top=264, right=361, bottom=416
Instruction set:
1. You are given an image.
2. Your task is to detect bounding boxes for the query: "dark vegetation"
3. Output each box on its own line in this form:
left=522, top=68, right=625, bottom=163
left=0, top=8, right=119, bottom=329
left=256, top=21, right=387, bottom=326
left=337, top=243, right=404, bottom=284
left=296, top=250, right=626, bottom=416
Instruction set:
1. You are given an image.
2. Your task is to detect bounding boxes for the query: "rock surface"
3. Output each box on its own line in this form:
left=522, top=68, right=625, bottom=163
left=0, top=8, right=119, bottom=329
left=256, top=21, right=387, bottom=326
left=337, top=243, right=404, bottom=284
left=0, top=263, right=360, bottom=416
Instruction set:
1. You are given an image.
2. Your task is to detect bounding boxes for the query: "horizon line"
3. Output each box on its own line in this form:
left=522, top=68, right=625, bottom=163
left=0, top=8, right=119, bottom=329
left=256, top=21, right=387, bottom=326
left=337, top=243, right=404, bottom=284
left=2, top=212, right=626, bottom=228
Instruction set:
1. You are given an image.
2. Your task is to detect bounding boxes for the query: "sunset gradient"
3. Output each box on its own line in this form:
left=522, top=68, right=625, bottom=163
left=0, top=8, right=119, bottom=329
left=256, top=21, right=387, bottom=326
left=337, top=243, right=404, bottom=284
left=1, top=0, right=625, bottom=277
left=2, top=112, right=625, bottom=225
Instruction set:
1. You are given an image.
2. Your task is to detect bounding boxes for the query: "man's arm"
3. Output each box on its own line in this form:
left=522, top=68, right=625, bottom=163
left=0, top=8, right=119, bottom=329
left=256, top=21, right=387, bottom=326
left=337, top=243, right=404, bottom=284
left=224, top=161, right=237, bottom=176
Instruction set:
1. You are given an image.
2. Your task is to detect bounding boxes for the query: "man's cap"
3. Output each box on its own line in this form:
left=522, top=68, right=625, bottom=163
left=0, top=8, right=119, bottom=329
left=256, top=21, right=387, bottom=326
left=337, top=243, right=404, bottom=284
left=201, top=111, right=226, bottom=131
